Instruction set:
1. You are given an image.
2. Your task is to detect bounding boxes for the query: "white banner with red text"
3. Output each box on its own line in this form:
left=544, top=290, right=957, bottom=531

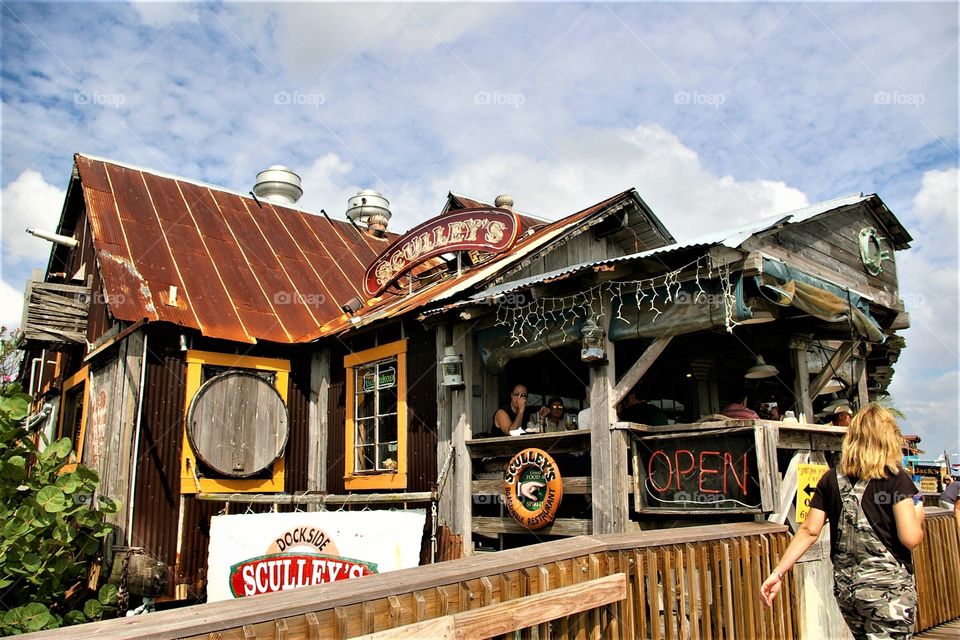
left=206, top=509, right=426, bottom=601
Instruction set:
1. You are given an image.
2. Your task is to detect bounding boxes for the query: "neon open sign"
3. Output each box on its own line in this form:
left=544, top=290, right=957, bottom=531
left=363, top=208, right=521, bottom=296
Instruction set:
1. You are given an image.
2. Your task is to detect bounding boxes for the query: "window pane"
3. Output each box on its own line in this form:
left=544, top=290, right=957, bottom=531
left=378, top=445, right=398, bottom=472
left=377, top=364, right=397, bottom=389
left=356, top=391, right=375, bottom=419
left=356, top=418, right=374, bottom=447
left=380, top=385, right=398, bottom=415
left=357, top=366, right=376, bottom=393
left=379, top=414, right=397, bottom=447
left=356, top=445, right=375, bottom=472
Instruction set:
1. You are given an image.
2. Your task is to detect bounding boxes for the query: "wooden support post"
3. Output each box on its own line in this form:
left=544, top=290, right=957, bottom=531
left=689, top=359, right=716, bottom=419
left=789, top=337, right=814, bottom=420
left=856, top=358, right=870, bottom=410
left=307, top=348, right=331, bottom=495
left=448, top=323, right=474, bottom=555
left=591, top=295, right=633, bottom=535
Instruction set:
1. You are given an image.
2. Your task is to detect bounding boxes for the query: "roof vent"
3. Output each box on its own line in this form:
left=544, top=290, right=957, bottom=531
left=494, top=194, right=514, bottom=211
left=346, top=189, right=391, bottom=237
left=252, top=165, right=303, bottom=204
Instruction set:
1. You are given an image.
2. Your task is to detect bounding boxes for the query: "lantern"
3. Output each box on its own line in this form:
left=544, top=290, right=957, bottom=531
left=441, top=345, right=463, bottom=387
left=580, top=318, right=605, bottom=363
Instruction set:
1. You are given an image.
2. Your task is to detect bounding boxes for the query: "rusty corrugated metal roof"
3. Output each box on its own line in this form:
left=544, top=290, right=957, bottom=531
left=76, top=154, right=391, bottom=344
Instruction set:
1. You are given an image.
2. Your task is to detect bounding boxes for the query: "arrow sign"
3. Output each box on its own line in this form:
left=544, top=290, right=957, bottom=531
left=796, top=464, right=829, bottom=524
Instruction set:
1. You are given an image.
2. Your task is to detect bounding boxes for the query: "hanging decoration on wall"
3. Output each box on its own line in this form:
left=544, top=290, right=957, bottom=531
left=493, top=254, right=740, bottom=347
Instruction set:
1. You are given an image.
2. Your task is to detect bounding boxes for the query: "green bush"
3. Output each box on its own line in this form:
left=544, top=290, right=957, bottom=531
left=0, top=386, right=117, bottom=633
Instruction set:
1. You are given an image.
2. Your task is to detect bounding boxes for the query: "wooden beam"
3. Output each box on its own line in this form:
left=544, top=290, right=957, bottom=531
left=856, top=360, right=870, bottom=410
left=790, top=337, right=814, bottom=420
left=196, top=492, right=434, bottom=505
left=807, top=341, right=856, bottom=400
left=472, top=476, right=591, bottom=495
left=472, top=516, right=592, bottom=537
left=307, top=349, right=331, bottom=494
left=611, top=336, right=672, bottom=407
left=355, top=574, right=627, bottom=640
left=592, top=294, right=635, bottom=535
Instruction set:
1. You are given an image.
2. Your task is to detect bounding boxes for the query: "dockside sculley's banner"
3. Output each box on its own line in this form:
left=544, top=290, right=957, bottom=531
left=363, top=208, right=520, bottom=296
left=206, top=510, right=426, bottom=601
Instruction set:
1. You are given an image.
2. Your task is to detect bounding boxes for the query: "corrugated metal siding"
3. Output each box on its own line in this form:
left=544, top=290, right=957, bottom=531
left=130, top=332, right=185, bottom=598
left=405, top=323, right=438, bottom=493
left=179, top=496, right=221, bottom=599
left=284, top=353, right=311, bottom=493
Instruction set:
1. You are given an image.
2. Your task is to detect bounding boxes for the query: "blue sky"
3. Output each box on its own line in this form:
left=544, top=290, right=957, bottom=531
left=1, top=1, right=957, bottom=461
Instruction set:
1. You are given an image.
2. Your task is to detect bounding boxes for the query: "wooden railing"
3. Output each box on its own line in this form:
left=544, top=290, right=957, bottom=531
left=914, top=508, right=960, bottom=633
left=23, top=522, right=796, bottom=640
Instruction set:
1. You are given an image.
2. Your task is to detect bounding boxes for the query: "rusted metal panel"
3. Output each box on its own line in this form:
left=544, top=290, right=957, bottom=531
left=83, top=187, right=128, bottom=252
left=284, top=355, right=312, bottom=493
left=75, top=155, right=112, bottom=192
left=178, top=495, right=220, bottom=599
left=131, top=332, right=186, bottom=598
left=75, top=155, right=385, bottom=345
left=406, top=323, right=438, bottom=493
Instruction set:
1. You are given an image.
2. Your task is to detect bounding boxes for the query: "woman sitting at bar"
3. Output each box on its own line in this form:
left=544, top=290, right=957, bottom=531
left=492, top=384, right=534, bottom=436
left=542, top=397, right=572, bottom=432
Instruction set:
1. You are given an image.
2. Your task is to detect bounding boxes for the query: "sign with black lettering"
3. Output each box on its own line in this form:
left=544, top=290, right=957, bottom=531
left=634, top=427, right=766, bottom=513
left=796, top=463, right=829, bottom=523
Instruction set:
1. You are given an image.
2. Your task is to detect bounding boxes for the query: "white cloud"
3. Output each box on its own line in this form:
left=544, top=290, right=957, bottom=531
left=384, top=124, right=809, bottom=238
left=1, top=170, right=65, bottom=266
left=891, top=167, right=960, bottom=457
left=220, top=3, right=507, bottom=80
left=129, top=0, right=199, bottom=29
left=0, top=278, right=26, bottom=331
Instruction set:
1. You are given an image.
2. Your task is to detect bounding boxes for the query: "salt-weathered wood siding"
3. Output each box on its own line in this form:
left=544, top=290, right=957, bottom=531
left=743, top=204, right=901, bottom=308
left=83, top=330, right=144, bottom=539
left=506, top=232, right=626, bottom=284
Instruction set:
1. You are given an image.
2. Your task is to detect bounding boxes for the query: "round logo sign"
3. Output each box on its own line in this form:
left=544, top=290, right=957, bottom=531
left=503, top=448, right=563, bottom=530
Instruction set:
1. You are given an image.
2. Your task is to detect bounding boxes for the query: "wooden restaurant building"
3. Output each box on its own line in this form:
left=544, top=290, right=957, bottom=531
left=20, top=153, right=913, bottom=607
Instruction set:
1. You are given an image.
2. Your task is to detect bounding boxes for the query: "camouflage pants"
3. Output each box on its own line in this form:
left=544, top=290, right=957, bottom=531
left=833, top=562, right=916, bottom=640
left=833, top=471, right=917, bottom=640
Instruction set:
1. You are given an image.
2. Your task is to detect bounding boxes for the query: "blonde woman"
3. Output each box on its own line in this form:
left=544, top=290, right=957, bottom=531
left=760, top=404, right=925, bottom=639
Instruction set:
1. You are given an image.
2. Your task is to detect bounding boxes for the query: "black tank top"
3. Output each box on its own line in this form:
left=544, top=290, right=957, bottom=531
left=492, top=402, right=530, bottom=435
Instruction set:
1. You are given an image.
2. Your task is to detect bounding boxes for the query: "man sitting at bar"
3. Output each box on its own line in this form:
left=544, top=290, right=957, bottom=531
left=618, top=392, right=669, bottom=426
left=493, top=384, right=535, bottom=436
left=720, top=396, right=760, bottom=419
left=542, top=397, right=571, bottom=432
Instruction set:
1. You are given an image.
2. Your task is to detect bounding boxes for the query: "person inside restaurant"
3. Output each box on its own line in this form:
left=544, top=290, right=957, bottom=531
left=541, top=397, right=573, bottom=432
left=618, top=391, right=669, bottom=426
left=492, top=384, right=535, bottom=436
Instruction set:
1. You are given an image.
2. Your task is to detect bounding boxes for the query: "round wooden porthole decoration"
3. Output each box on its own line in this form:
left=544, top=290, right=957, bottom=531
left=503, top=448, right=563, bottom=530
left=859, top=226, right=891, bottom=276
left=187, top=370, right=288, bottom=478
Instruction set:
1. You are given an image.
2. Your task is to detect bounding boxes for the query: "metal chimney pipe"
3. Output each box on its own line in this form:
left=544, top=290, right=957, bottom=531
left=26, top=228, right=78, bottom=248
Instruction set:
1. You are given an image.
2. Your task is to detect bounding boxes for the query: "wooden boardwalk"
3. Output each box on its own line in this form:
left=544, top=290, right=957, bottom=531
left=916, top=618, right=960, bottom=639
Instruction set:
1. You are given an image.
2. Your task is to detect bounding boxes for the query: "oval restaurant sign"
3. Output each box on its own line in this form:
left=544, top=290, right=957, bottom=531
left=363, top=208, right=521, bottom=297
left=503, top=448, right=563, bottom=530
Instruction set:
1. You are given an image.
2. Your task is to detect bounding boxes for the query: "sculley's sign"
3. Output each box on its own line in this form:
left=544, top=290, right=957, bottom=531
left=503, top=448, right=563, bottom=530
left=229, top=553, right=376, bottom=597
left=206, top=510, right=427, bottom=602
left=363, top=208, right=521, bottom=296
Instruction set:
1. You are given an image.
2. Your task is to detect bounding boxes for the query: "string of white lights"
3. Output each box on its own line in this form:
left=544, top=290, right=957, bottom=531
left=494, top=254, right=739, bottom=345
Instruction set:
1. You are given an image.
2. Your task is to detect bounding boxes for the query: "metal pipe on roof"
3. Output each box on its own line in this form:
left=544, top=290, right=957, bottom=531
left=127, top=332, right=148, bottom=545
